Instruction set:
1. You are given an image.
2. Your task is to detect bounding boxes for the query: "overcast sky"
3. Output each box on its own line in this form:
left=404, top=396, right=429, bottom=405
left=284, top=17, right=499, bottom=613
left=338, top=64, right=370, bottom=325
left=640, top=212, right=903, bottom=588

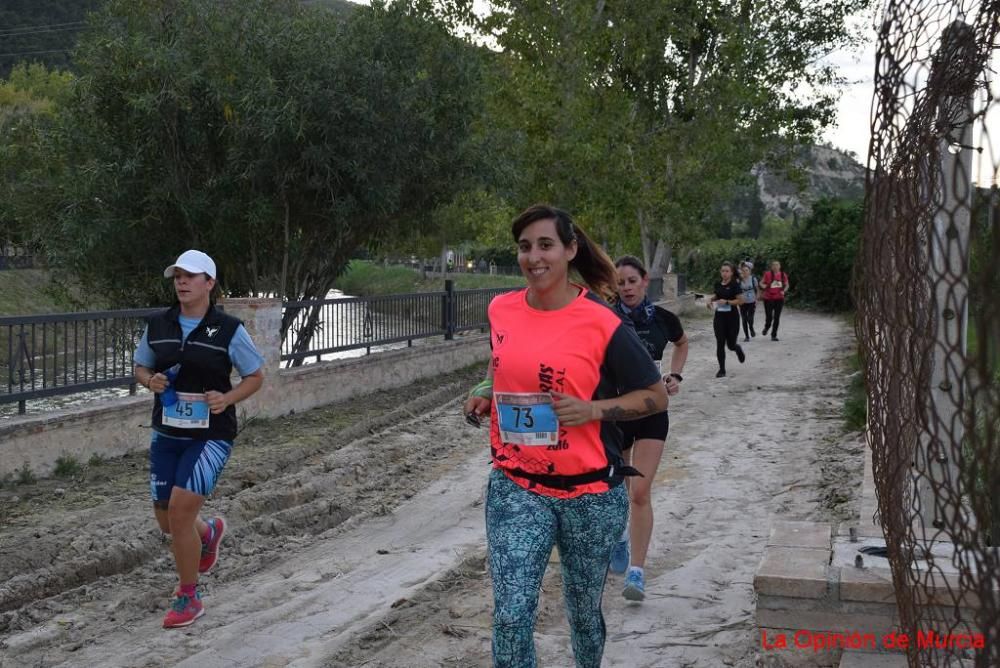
left=822, top=34, right=877, bottom=162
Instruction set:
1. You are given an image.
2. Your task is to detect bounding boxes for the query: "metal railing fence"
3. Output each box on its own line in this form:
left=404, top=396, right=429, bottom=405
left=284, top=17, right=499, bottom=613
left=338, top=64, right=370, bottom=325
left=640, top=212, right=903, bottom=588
left=281, top=282, right=516, bottom=364
left=281, top=291, right=446, bottom=364
left=0, top=243, right=36, bottom=270
left=1, top=308, right=158, bottom=414
left=0, top=255, right=35, bottom=270
left=1, top=283, right=519, bottom=413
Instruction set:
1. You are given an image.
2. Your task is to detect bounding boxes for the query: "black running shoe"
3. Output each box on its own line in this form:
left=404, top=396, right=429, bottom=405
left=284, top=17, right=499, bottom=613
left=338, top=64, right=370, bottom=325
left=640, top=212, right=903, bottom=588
left=736, top=346, right=746, bottom=364
left=716, top=369, right=726, bottom=378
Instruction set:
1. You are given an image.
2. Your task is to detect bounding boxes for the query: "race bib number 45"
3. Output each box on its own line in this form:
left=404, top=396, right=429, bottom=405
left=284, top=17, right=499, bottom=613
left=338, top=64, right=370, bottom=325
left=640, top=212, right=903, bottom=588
left=495, top=392, right=559, bottom=446
left=162, top=392, right=210, bottom=429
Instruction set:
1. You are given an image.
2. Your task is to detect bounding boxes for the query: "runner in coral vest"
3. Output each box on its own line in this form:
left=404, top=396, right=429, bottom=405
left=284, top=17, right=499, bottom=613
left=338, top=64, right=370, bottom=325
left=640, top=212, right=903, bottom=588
left=463, top=205, right=668, bottom=668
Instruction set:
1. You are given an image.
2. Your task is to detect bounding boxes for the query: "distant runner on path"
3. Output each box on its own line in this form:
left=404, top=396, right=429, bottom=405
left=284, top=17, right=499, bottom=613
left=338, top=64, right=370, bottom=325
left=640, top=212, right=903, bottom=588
left=761, top=260, right=790, bottom=342
left=463, top=205, right=668, bottom=668
left=709, top=261, right=746, bottom=378
left=610, top=255, right=689, bottom=602
left=738, top=261, right=760, bottom=342
left=133, top=250, right=264, bottom=629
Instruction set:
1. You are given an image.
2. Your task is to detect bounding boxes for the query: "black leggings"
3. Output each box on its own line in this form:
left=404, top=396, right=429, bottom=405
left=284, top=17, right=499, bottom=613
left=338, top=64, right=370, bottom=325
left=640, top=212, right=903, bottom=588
left=713, top=313, right=741, bottom=371
left=739, top=302, right=757, bottom=338
left=763, top=300, right=784, bottom=337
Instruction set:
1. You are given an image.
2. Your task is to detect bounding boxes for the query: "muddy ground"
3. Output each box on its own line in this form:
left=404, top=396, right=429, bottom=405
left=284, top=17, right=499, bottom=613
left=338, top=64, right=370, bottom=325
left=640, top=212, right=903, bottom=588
left=0, top=306, right=861, bottom=668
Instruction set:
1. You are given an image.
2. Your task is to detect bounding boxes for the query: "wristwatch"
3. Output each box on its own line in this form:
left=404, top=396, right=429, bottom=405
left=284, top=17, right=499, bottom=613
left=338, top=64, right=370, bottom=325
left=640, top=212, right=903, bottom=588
left=669, top=373, right=683, bottom=382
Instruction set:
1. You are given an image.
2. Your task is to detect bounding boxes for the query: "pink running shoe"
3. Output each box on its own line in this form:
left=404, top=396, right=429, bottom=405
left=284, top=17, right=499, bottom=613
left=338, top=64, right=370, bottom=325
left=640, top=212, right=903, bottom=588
left=199, top=517, right=226, bottom=574
left=162, top=591, right=204, bottom=628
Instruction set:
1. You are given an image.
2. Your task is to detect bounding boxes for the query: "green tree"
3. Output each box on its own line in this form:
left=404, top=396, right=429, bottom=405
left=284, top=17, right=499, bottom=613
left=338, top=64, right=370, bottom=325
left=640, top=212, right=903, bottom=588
left=788, top=198, right=862, bottom=311
left=19, top=0, right=487, bottom=353
left=0, top=63, right=72, bottom=251
left=443, top=0, right=869, bottom=275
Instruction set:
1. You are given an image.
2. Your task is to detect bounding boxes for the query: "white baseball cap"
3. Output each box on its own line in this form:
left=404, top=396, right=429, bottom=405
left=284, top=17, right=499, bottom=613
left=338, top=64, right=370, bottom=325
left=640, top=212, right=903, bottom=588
left=164, top=249, right=217, bottom=279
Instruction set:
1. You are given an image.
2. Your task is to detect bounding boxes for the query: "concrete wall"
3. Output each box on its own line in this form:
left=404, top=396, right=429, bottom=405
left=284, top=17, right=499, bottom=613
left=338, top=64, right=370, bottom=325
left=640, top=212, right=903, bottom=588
left=0, top=298, right=489, bottom=478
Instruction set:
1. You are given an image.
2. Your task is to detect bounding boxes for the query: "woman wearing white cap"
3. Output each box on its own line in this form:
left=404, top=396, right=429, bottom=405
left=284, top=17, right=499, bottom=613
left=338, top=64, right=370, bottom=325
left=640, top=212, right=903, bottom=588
left=133, top=249, right=265, bottom=628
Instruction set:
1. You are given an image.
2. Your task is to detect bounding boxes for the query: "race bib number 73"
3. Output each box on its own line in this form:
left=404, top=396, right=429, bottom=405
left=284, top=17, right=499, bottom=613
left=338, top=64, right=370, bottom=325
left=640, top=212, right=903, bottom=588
left=495, top=392, right=559, bottom=446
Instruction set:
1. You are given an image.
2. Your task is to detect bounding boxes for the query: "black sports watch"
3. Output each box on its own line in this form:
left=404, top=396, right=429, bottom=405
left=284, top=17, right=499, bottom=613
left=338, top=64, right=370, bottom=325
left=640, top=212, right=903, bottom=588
left=669, top=372, right=683, bottom=382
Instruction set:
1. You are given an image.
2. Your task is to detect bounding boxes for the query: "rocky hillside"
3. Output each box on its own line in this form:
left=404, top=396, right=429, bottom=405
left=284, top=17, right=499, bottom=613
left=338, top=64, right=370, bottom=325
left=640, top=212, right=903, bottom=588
left=755, top=144, right=866, bottom=219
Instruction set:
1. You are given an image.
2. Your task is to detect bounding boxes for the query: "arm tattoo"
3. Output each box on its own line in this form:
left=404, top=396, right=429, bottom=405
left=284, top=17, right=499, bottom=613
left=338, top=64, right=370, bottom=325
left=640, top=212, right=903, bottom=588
left=600, top=397, right=659, bottom=421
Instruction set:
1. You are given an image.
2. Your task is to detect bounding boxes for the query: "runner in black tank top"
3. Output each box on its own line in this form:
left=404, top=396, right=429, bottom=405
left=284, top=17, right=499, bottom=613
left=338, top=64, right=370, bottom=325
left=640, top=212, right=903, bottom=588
left=709, top=261, right=746, bottom=377
left=611, top=256, right=689, bottom=601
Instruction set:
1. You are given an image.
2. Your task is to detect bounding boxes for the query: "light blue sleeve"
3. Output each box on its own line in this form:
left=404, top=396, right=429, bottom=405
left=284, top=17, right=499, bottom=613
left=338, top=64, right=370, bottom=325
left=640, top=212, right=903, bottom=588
left=229, top=325, right=265, bottom=377
left=134, top=326, right=156, bottom=368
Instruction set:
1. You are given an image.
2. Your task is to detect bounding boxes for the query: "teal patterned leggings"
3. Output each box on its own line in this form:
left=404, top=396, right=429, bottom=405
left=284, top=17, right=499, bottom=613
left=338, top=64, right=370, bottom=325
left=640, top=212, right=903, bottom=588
left=486, top=468, right=629, bottom=668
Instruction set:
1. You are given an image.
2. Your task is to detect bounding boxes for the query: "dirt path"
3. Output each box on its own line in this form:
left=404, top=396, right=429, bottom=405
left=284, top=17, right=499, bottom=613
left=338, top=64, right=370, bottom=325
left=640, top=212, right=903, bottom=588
left=0, top=306, right=861, bottom=668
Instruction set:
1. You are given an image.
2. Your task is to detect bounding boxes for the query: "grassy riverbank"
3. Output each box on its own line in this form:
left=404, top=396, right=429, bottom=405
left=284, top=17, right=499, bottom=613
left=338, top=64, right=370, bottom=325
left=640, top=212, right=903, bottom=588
left=0, top=270, right=101, bottom=316
left=332, top=261, right=523, bottom=296
left=0, top=262, right=523, bottom=317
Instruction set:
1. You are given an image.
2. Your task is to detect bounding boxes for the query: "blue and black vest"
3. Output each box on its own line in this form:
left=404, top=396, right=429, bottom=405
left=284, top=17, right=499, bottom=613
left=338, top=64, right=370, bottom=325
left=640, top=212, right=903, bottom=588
left=145, top=304, right=242, bottom=440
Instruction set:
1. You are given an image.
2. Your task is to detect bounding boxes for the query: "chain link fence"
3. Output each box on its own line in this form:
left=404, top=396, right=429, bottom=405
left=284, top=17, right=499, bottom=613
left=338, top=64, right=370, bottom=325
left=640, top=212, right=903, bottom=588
left=856, top=1, right=999, bottom=665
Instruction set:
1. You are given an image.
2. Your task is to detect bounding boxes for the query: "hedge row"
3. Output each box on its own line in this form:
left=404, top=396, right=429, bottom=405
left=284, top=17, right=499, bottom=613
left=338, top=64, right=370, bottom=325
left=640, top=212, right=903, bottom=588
left=681, top=198, right=863, bottom=312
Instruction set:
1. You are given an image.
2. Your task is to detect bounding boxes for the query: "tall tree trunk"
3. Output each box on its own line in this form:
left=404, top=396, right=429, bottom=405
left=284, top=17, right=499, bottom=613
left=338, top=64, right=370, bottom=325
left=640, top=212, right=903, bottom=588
left=650, top=239, right=672, bottom=277
left=638, top=208, right=673, bottom=278
left=280, top=192, right=290, bottom=300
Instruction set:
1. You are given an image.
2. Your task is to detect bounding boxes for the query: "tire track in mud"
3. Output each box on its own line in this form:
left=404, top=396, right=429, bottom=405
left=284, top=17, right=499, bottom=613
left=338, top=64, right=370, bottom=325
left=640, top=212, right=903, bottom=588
left=0, top=363, right=489, bottom=657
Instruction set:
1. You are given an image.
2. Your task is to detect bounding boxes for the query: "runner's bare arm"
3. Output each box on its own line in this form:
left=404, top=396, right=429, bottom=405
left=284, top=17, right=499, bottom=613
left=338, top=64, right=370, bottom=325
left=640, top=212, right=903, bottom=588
left=664, top=334, right=689, bottom=395
left=205, top=369, right=264, bottom=414
left=135, top=365, right=167, bottom=393
left=669, top=334, right=689, bottom=376
left=551, top=382, right=667, bottom=426
left=462, top=358, right=494, bottom=418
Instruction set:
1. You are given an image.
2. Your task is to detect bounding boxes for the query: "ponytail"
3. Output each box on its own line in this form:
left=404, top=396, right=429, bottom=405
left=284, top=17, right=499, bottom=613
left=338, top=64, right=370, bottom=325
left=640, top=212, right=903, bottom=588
left=511, top=204, right=617, bottom=301
left=570, top=225, right=618, bottom=301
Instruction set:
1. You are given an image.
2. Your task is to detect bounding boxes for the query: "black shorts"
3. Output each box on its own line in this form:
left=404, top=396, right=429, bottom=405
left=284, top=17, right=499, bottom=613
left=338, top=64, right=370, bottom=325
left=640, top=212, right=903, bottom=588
left=619, top=411, right=670, bottom=449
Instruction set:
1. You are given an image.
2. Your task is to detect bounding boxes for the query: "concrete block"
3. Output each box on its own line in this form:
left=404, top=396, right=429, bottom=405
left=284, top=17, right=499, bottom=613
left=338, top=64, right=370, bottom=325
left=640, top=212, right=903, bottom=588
left=838, top=651, right=907, bottom=668
left=769, top=521, right=833, bottom=550
left=757, top=608, right=899, bottom=638
left=911, top=571, right=987, bottom=610
left=839, top=566, right=895, bottom=604
left=755, top=546, right=830, bottom=599
left=855, top=438, right=883, bottom=540
left=0, top=397, right=149, bottom=477
left=854, top=522, right=884, bottom=540
left=756, top=594, right=897, bottom=619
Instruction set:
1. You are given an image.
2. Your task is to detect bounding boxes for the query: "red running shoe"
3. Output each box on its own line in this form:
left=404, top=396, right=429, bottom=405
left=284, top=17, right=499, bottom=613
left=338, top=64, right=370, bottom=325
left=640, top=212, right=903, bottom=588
left=199, top=517, right=226, bottom=574
left=162, top=591, right=204, bottom=628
